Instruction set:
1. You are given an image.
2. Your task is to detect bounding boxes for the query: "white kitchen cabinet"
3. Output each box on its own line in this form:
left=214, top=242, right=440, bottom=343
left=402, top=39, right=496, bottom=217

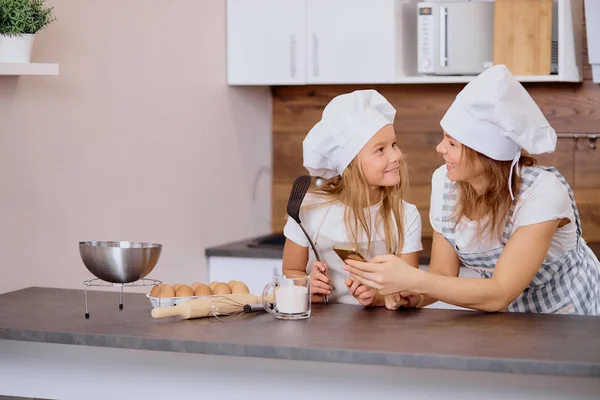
left=226, top=0, right=306, bottom=85
left=227, top=0, right=397, bottom=85
left=305, top=0, right=396, bottom=84
left=207, top=256, right=282, bottom=296
left=227, top=0, right=584, bottom=85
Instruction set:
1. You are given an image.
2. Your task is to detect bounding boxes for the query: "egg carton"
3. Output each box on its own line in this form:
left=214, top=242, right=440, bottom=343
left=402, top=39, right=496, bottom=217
left=146, top=293, right=250, bottom=308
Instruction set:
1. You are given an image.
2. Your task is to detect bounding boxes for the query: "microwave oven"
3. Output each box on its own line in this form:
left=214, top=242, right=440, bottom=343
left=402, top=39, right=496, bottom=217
left=417, top=1, right=495, bottom=75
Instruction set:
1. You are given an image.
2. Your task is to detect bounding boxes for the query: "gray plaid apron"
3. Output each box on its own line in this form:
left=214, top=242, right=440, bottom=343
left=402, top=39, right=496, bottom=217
left=441, top=166, right=600, bottom=315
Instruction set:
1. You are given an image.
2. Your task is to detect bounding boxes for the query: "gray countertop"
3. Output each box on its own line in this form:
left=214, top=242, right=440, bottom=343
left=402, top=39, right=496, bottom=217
left=205, top=234, right=286, bottom=259
left=1, top=287, right=599, bottom=377
left=205, top=234, right=600, bottom=270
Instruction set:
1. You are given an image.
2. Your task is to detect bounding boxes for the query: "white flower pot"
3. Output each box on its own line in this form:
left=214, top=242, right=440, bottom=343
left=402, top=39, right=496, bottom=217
left=0, top=34, right=35, bottom=63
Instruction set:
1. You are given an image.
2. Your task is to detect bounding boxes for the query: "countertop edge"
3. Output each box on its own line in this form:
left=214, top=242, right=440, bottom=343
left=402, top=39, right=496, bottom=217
left=1, top=328, right=598, bottom=378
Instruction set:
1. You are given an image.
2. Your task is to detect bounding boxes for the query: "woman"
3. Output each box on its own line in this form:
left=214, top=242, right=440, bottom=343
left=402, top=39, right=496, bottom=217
left=343, top=65, right=600, bottom=315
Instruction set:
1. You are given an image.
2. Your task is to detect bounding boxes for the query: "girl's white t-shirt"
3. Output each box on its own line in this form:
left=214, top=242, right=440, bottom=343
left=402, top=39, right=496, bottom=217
left=283, top=193, right=423, bottom=304
left=429, top=165, right=577, bottom=262
left=284, top=194, right=423, bottom=254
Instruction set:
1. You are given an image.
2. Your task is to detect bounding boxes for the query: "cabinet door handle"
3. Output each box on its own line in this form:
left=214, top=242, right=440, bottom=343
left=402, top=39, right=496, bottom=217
left=312, top=33, right=319, bottom=77
left=290, top=34, right=297, bottom=78
left=439, top=6, right=448, bottom=68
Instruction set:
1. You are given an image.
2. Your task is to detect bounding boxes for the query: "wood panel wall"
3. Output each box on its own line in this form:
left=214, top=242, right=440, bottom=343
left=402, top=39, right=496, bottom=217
left=271, top=25, right=600, bottom=241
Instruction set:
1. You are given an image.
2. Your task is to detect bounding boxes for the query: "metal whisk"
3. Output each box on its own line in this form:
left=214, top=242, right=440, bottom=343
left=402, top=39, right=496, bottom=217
left=208, top=295, right=266, bottom=323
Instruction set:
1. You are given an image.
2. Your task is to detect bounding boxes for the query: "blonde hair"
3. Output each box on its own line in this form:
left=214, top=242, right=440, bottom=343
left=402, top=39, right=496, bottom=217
left=307, top=155, right=409, bottom=256
left=455, top=147, right=536, bottom=239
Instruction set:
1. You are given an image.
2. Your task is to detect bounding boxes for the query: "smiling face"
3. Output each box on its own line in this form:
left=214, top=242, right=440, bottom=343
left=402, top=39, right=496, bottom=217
left=357, top=124, right=402, bottom=189
left=436, top=131, right=485, bottom=183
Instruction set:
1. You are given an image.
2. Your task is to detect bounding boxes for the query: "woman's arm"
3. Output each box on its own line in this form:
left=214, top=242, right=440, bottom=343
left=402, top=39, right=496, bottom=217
left=411, top=220, right=559, bottom=311
left=383, top=234, right=459, bottom=309
left=344, top=220, right=560, bottom=312
left=346, top=251, right=420, bottom=308
left=416, top=231, right=461, bottom=308
left=381, top=251, right=419, bottom=307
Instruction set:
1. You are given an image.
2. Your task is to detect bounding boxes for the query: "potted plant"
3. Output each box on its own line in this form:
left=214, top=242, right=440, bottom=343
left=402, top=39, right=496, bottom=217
left=0, top=0, right=55, bottom=63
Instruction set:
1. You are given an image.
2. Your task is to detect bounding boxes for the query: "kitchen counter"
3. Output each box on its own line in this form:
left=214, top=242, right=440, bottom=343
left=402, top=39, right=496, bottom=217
left=1, top=287, right=599, bottom=399
left=1, top=287, right=599, bottom=376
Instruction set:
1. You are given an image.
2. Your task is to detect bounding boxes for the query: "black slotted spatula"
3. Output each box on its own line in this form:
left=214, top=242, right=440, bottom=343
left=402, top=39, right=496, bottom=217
left=287, top=175, right=328, bottom=304
left=287, top=175, right=321, bottom=262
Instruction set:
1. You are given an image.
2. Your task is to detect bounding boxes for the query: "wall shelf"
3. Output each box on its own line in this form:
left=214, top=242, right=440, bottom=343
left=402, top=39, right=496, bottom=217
left=0, top=63, right=59, bottom=76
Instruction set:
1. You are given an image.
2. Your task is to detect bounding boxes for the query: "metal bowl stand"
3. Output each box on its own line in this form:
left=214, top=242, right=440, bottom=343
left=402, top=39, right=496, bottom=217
left=83, top=278, right=162, bottom=319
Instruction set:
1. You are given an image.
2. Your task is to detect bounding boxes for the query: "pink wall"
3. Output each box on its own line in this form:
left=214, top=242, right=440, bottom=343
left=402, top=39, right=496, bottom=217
left=0, top=1, right=272, bottom=294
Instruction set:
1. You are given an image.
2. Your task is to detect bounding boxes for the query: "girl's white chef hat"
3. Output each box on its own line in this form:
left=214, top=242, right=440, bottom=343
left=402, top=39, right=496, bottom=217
left=440, top=64, right=557, bottom=199
left=303, top=89, right=396, bottom=179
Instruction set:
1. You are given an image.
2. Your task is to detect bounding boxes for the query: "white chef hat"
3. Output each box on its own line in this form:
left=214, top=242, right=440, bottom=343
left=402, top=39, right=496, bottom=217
left=440, top=64, right=557, bottom=199
left=303, top=89, right=396, bottom=179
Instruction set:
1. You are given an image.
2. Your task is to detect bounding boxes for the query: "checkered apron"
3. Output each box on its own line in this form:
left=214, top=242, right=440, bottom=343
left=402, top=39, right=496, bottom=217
left=441, top=166, right=600, bottom=315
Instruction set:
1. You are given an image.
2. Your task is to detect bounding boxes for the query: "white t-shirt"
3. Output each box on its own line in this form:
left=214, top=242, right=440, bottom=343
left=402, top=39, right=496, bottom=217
left=429, top=165, right=577, bottom=262
left=284, top=193, right=423, bottom=304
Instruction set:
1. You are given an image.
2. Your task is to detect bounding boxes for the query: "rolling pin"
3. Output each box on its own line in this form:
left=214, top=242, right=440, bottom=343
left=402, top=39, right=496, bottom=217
left=151, top=293, right=273, bottom=320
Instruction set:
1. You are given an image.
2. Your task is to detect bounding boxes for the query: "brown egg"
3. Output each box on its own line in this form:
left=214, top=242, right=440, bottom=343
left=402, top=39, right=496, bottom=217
left=209, top=281, right=220, bottom=290
left=194, top=284, right=213, bottom=297
left=191, top=282, right=203, bottom=291
left=149, top=284, right=175, bottom=298
left=231, top=281, right=250, bottom=295
left=213, top=282, right=232, bottom=295
left=175, top=285, right=194, bottom=298
left=172, top=284, right=183, bottom=291
left=227, top=280, right=238, bottom=290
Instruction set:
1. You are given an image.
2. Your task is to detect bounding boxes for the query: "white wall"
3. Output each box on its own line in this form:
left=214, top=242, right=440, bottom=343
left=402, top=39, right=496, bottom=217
left=0, top=1, right=272, bottom=294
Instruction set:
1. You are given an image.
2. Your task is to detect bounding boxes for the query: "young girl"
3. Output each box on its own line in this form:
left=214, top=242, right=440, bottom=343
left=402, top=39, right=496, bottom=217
left=282, top=90, right=423, bottom=306
left=343, top=65, right=600, bottom=315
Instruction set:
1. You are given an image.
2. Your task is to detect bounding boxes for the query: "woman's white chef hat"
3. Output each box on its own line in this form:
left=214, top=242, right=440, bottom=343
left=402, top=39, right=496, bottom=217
left=303, top=89, right=396, bottom=179
left=440, top=64, right=557, bottom=199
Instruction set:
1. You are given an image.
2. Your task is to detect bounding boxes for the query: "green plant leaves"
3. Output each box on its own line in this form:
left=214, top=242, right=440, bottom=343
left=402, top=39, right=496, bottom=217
left=0, top=0, right=56, bottom=36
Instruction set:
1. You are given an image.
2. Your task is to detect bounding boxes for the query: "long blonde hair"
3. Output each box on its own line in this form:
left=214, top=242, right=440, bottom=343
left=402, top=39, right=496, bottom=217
left=455, top=147, right=536, bottom=239
left=308, top=155, right=410, bottom=256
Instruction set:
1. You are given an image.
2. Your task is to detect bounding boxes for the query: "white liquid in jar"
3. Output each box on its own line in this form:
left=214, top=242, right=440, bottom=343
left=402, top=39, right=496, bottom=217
left=275, top=285, right=309, bottom=314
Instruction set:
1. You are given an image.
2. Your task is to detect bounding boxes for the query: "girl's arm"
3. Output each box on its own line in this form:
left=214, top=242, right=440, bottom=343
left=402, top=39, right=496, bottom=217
left=282, top=238, right=308, bottom=277
left=400, top=251, right=419, bottom=268
left=283, top=238, right=331, bottom=302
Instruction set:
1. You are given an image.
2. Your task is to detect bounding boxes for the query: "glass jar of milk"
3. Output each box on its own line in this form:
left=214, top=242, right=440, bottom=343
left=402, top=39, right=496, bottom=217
left=262, top=275, right=311, bottom=320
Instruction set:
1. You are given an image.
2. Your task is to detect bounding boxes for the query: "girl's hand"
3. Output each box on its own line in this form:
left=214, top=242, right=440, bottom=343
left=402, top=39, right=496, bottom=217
left=342, top=254, right=421, bottom=295
left=384, top=291, right=422, bottom=310
left=345, top=278, right=377, bottom=307
left=310, top=261, right=331, bottom=303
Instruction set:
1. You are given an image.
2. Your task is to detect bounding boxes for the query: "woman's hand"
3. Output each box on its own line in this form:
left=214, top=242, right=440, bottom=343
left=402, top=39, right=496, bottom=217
left=310, top=261, right=331, bottom=303
left=384, top=291, right=422, bottom=310
left=342, top=254, right=422, bottom=295
left=345, top=278, right=377, bottom=306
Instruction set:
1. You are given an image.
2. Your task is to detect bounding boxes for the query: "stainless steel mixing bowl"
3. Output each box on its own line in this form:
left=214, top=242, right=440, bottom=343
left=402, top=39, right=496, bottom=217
left=79, top=241, right=162, bottom=283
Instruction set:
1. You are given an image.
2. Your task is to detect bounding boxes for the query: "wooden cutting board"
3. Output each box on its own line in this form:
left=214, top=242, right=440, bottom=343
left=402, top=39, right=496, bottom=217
left=493, top=0, right=553, bottom=75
